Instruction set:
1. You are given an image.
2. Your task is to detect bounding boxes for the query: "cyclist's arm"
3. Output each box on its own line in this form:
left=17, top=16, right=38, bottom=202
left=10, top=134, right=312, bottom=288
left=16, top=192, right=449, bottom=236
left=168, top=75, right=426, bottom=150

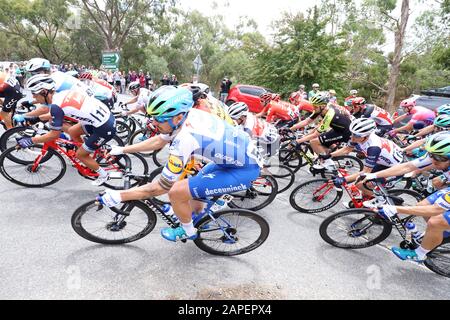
left=330, top=145, right=353, bottom=158
left=30, top=105, right=62, bottom=144
left=393, top=122, right=413, bottom=134
left=415, top=125, right=435, bottom=138
left=255, top=104, right=270, bottom=118
left=122, top=135, right=168, bottom=153
left=291, top=117, right=313, bottom=131
left=366, top=162, right=418, bottom=180
left=122, top=96, right=138, bottom=106
left=296, top=129, right=319, bottom=144
left=124, top=104, right=145, bottom=116
left=346, top=166, right=373, bottom=183
left=24, top=106, right=50, bottom=117
left=393, top=113, right=408, bottom=124
left=403, top=138, right=425, bottom=153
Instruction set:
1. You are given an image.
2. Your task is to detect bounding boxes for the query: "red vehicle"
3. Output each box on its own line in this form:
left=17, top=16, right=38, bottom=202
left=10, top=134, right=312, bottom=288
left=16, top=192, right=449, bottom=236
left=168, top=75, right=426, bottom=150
left=225, top=84, right=272, bottom=113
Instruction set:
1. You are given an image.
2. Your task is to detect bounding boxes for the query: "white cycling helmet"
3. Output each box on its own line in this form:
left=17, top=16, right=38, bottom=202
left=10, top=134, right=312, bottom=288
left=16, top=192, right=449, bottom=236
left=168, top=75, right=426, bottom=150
left=25, top=58, right=51, bottom=74
left=350, top=89, right=358, bottom=95
left=196, top=83, right=210, bottom=95
left=26, top=74, right=56, bottom=94
left=349, top=118, right=377, bottom=137
left=228, top=102, right=249, bottom=120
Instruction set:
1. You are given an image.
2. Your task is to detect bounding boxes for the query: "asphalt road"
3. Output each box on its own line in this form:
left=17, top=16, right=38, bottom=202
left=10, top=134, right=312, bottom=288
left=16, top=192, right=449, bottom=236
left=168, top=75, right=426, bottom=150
left=0, top=94, right=449, bottom=300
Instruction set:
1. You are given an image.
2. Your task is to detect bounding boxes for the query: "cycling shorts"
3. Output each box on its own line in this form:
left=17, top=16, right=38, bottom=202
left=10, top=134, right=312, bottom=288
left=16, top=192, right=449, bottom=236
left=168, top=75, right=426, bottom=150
left=189, top=162, right=260, bottom=199
left=412, top=120, right=432, bottom=130
left=81, top=114, right=116, bottom=153
left=1, top=86, right=23, bottom=113
left=318, top=129, right=351, bottom=148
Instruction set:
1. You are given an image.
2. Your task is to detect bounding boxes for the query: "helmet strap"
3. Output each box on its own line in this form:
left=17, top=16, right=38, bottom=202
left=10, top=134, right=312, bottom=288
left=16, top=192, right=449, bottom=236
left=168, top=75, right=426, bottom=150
left=168, top=113, right=188, bottom=131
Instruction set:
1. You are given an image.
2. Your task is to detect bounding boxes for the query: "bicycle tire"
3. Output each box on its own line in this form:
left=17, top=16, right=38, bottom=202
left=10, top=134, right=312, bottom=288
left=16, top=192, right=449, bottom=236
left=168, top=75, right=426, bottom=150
left=71, top=200, right=157, bottom=245
left=129, top=128, right=154, bottom=158
left=319, top=209, right=393, bottom=249
left=0, top=145, right=67, bottom=188
left=152, top=145, right=170, bottom=167
left=278, top=148, right=303, bottom=173
left=262, top=164, right=295, bottom=193
left=289, top=178, right=343, bottom=213
left=228, top=175, right=278, bottom=211
left=424, top=238, right=450, bottom=278
left=193, top=209, right=270, bottom=256
left=115, top=120, right=132, bottom=145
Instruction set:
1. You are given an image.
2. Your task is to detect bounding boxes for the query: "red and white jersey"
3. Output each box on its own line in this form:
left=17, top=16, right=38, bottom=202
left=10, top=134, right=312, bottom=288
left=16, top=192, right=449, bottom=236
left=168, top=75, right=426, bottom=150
left=51, top=90, right=111, bottom=127
left=365, top=104, right=393, bottom=126
left=239, top=113, right=279, bottom=143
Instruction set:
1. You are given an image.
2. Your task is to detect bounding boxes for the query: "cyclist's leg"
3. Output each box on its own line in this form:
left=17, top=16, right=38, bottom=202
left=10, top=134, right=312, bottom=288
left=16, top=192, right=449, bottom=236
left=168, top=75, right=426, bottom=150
left=1, top=94, right=20, bottom=129
left=67, top=123, right=84, bottom=143
left=422, top=214, right=450, bottom=250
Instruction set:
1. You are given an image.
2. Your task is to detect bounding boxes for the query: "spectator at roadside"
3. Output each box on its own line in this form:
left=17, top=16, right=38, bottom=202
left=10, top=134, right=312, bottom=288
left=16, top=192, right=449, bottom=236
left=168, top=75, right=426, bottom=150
left=120, top=73, right=126, bottom=94
left=113, top=70, right=121, bottom=92
left=170, top=74, right=178, bottom=86
left=139, top=71, right=146, bottom=88
left=130, top=71, right=138, bottom=83
left=308, top=83, right=320, bottom=99
left=220, top=77, right=232, bottom=103
left=145, top=72, right=152, bottom=89
left=328, top=89, right=337, bottom=104
left=160, top=73, right=170, bottom=86
left=107, top=70, right=113, bottom=86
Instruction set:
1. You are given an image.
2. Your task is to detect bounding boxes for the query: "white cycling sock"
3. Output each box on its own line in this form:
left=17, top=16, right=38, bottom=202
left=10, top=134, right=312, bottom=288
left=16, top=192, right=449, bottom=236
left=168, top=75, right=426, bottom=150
left=181, top=221, right=197, bottom=237
left=415, top=246, right=430, bottom=260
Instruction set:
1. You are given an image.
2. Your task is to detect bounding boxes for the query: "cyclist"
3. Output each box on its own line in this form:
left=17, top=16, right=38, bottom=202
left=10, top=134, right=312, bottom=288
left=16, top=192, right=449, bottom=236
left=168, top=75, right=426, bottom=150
left=349, top=97, right=394, bottom=136
left=256, top=92, right=311, bottom=124
left=373, top=134, right=450, bottom=262
left=120, top=81, right=151, bottom=117
left=0, top=71, right=24, bottom=129
left=390, top=98, right=435, bottom=136
left=228, top=102, right=280, bottom=157
left=361, top=132, right=450, bottom=207
left=414, top=104, right=450, bottom=138
left=289, top=85, right=307, bottom=105
left=16, top=74, right=116, bottom=186
left=403, top=114, right=450, bottom=155
left=79, top=71, right=117, bottom=110
left=344, top=89, right=358, bottom=108
left=96, top=86, right=262, bottom=242
left=289, top=93, right=352, bottom=170
left=330, top=118, right=404, bottom=206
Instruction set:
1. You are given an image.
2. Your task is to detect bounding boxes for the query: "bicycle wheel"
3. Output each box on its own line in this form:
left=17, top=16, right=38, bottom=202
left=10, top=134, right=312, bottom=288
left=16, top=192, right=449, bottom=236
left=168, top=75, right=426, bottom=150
left=289, top=178, right=343, bottom=213
left=386, top=188, right=423, bottom=206
left=0, top=126, right=50, bottom=164
left=319, top=209, right=393, bottom=249
left=115, top=120, right=132, bottom=144
left=71, top=200, right=157, bottom=245
left=148, top=166, right=170, bottom=205
left=278, top=148, right=303, bottom=173
left=0, top=145, right=66, bottom=188
left=321, top=155, right=364, bottom=179
left=424, top=238, right=450, bottom=278
left=229, top=175, right=278, bottom=211
left=129, top=128, right=154, bottom=158
left=194, top=209, right=270, bottom=256
left=152, top=144, right=170, bottom=167
left=262, top=164, right=295, bottom=193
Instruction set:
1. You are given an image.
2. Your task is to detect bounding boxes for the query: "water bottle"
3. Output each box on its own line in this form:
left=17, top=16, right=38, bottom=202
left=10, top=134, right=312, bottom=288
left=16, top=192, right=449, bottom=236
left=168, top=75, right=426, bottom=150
left=405, top=222, right=418, bottom=242
left=211, top=199, right=227, bottom=212
left=59, top=132, right=69, bottom=140
left=426, top=179, right=435, bottom=194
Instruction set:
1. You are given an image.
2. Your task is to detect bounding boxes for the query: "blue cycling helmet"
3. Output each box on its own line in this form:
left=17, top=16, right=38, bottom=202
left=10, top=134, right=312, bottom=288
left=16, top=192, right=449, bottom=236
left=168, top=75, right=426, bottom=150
left=437, top=104, right=450, bottom=116
left=147, top=86, right=194, bottom=129
left=25, top=58, right=51, bottom=74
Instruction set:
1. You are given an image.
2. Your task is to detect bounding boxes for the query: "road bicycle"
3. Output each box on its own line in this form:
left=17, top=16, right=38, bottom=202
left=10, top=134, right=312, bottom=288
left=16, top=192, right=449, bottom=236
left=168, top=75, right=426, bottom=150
left=0, top=136, right=148, bottom=189
left=289, top=163, right=421, bottom=214
left=319, top=180, right=450, bottom=278
left=71, top=168, right=270, bottom=256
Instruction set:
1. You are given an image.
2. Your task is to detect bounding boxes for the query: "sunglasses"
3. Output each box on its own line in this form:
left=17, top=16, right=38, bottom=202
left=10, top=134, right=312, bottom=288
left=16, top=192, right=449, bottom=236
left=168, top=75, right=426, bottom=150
left=430, top=153, right=449, bottom=162
left=153, top=115, right=172, bottom=123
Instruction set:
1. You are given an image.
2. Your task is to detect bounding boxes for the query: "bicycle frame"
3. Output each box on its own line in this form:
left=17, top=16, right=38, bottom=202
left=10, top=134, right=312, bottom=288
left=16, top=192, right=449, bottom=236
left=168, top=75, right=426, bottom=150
left=31, top=138, right=123, bottom=178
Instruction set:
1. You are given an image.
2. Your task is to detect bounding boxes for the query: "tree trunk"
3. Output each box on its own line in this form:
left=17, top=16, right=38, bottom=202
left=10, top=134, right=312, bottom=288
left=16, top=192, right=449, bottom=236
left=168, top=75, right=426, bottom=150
left=384, top=0, right=410, bottom=113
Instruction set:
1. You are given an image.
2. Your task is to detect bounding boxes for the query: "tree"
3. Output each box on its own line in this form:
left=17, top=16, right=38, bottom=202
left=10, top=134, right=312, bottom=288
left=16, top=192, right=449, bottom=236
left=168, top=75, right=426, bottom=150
left=78, top=0, right=173, bottom=51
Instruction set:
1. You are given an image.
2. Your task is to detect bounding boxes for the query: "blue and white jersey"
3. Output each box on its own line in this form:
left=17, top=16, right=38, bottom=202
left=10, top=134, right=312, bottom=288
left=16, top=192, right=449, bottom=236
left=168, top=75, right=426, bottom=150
left=91, top=81, right=113, bottom=100
left=160, top=108, right=263, bottom=184
left=411, top=154, right=450, bottom=180
left=51, top=71, right=94, bottom=96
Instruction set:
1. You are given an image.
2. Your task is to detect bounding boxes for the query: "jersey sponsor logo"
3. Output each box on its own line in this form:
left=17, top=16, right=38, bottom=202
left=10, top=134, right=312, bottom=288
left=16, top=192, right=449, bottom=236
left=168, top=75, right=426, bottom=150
left=445, top=193, right=450, bottom=205
left=167, top=155, right=183, bottom=174
left=201, top=174, right=216, bottom=179
left=204, top=183, right=247, bottom=196
left=214, top=153, right=244, bottom=166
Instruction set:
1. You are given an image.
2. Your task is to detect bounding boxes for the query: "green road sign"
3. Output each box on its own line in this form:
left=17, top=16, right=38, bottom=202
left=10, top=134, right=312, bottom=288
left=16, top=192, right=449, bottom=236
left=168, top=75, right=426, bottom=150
left=102, top=52, right=120, bottom=70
